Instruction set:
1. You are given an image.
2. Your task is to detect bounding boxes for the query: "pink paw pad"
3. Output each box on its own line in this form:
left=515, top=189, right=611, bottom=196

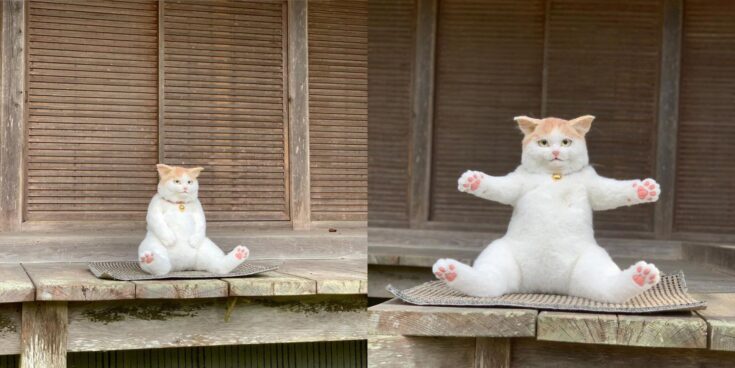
left=234, top=246, right=249, bottom=260
left=634, top=180, right=657, bottom=201
left=140, top=252, right=154, bottom=265
left=463, top=173, right=483, bottom=191
left=632, top=265, right=658, bottom=287
left=434, top=263, right=458, bottom=282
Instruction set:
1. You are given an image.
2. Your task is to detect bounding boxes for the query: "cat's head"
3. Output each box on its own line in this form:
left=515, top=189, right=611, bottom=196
left=155, top=164, right=204, bottom=202
left=515, top=115, right=594, bottom=174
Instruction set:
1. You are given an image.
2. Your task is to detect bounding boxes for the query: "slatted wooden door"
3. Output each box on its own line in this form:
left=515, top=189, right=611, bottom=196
left=367, top=0, right=414, bottom=225
left=308, top=0, right=368, bottom=221
left=26, top=0, right=160, bottom=221
left=429, top=0, right=545, bottom=229
left=675, top=0, right=735, bottom=235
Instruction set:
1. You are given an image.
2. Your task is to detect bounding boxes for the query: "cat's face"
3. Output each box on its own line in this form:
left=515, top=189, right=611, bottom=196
left=155, top=164, right=204, bottom=202
left=515, top=115, right=594, bottom=174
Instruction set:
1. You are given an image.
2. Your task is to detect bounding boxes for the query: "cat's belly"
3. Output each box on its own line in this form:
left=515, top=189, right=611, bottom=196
left=162, top=210, right=196, bottom=239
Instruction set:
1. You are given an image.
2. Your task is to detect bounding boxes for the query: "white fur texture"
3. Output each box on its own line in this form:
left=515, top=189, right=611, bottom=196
left=138, top=169, right=249, bottom=275
left=434, top=117, right=661, bottom=303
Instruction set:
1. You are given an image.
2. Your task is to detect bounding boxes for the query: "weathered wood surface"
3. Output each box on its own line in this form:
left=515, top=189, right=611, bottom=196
left=226, top=271, right=316, bottom=296
left=278, top=259, right=367, bottom=294
left=23, top=263, right=135, bottom=301
left=134, top=279, right=229, bottom=299
left=0, top=228, right=366, bottom=263
left=368, top=265, right=434, bottom=298
left=0, top=304, right=21, bottom=355
left=287, top=0, right=311, bottom=230
left=693, top=293, right=735, bottom=351
left=0, top=0, right=25, bottom=232
left=67, top=295, right=367, bottom=352
left=537, top=311, right=707, bottom=349
left=20, top=302, right=67, bottom=368
left=369, top=299, right=536, bottom=337
left=475, top=338, right=511, bottom=368
left=512, top=339, right=735, bottom=368
left=368, top=335, right=475, bottom=368
left=0, top=264, right=35, bottom=303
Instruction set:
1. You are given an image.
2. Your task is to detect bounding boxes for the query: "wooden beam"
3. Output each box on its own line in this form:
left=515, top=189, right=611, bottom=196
left=288, top=0, right=311, bottom=230
left=0, top=263, right=34, bottom=303
left=0, top=304, right=22, bottom=355
left=475, top=338, right=511, bottom=368
left=693, top=293, right=735, bottom=352
left=20, top=302, right=68, bottom=368
left=0, top=0, right=26, bottom=232
left=157, top=0, right=165, bottom=163
left=368, top=335, right=476, bottom=368
left=408, top=0, right=438, bottom=227
left=654, top=0, right=683, bottom=239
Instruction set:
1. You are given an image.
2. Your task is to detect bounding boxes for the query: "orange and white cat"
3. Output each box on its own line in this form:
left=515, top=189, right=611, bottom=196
left=138, top=164, right=249, bottom=275
left=433, top=116, right=661, bottom=303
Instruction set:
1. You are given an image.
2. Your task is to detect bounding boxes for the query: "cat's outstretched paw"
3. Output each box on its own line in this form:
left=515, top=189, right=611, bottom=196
left=628, top=261, right=660, bottom=288
left=432, top=259, right=459, bottom=283
left=458, top=170, right=484, bottom=193
left=233, top=245, right=249, bottom=261
left=632, top=179, right=659, bottom=202
left=139, top=251, right=155, bottom=265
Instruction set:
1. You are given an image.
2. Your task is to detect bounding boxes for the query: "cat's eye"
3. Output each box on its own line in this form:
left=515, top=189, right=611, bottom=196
left=537, top=139, right=549, bottom=147
left=174, top=180, right=181, bottom=184
left=187, top=180, right=192, bottom=184
left=561, top=139, right=572, bottom=147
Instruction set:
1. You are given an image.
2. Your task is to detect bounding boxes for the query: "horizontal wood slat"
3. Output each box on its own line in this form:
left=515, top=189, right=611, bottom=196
left=26, top=0, right=159, bottom=221
left=674, top=0, right=735, bottom=234
left=163, top=0, right=288, bottom=222
left=309, top=0, right=368, bottom=221
left=544, top=0, right=662, bottom=233
left=429, top=0, right=545, bottom=227
left=367, top=0, right=414, bottom=225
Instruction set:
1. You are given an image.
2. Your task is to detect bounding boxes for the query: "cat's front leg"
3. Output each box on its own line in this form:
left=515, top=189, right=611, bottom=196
left=457, top=170, right=523, bottom=205
left=588, top=175, right=660, bottom=211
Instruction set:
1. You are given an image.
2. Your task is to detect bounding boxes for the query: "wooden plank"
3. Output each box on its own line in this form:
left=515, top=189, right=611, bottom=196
left=537, top=311, right=707, bottom=349
left=0, top=264, right=35, bottom=303
left=23, top=262, right=135, bottom=301
left=0, top=304, right=21, bottom=355
left=368, top=335, right=475, bottom=368
left=277, top=259, right=367, bottom=294
left=475, top=338, right=511, bottom=368
left=654, top=0, right=683, bottom=239
left=369, top=298, right=536, bottom=337
left=288, top=0, right=310, bottom=230
left=134, top=279, right=229, bottom=299
left=20, top=302, right=67, bottom=368
left=408, top=0, right=437, bottom=227
left=0, top=0, right=25, bottom=231
left=692, top=293, right=735, bottom=352
left=66, top=295, right=367, bottom=352
left=225, top=271, right=317, bottom=296
left=157, top=0, right=164, bottom=163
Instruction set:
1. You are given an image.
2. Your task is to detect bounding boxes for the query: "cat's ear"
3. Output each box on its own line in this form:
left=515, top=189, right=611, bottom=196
left=156, top=164, right=173, bottom=178
left=568, top=115, right=595, bottom=135
left=514, top=116, right=542, bottom=135
left=188, top=167, right=204, bottom=179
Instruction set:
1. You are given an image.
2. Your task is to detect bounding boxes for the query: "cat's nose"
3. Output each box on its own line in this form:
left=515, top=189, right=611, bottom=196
left=552, top=150, right=560, bottom=156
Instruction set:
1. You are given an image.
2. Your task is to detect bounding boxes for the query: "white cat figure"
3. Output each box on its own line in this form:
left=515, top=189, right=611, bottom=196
left=138, top=164, right=249, bottom=275
left=433, top=115, right=661, bottom=303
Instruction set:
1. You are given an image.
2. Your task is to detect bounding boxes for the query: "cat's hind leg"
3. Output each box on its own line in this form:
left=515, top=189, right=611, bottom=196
left=432, top=240, right=520, bottom=297
left=195, top=238, right=249, bottom=274
left=569, top=246, right=660, bottom=303
left=138, top=236, right=172, bottom=276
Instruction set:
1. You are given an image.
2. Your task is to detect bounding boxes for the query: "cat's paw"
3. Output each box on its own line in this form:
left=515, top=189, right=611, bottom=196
left=632, top=179, right=659, bottom=203
left=233, top=245, right=249, bottom=261
left=458, top=170, right=484, bottom=193
left=432, top=259, right=459, bottom=283
left=628, top=261, right=660, bottom=288
left=139, top=251, right=155, bottom=265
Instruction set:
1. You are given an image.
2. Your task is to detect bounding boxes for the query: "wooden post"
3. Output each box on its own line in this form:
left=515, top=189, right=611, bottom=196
left=0, top=0, right=26, bottom=232
left=288, top=0, right=311, bottom=230
left=408, top=0, right=438, bottom=227
left=157, top=0, right=166, bottom=163
left=475, top=338, right=511, bottom=368
left=20, top=302, right=68, bottom=368
left=654, top=0, right=683, bottom=239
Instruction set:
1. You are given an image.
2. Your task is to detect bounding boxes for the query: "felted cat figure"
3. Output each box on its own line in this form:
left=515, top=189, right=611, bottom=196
left=138, top=164, right=249, bottom=275
left=433, top=115, right=661, bottom=303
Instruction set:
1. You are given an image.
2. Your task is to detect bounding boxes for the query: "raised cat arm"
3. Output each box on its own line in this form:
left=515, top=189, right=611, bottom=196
left=585, top=170, right=660, bottom=211
left=146, top=196, right=177, bottom=246
left=457, top=170, right=524, bottom=205
left=189, top=201, right=207, bottom=249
